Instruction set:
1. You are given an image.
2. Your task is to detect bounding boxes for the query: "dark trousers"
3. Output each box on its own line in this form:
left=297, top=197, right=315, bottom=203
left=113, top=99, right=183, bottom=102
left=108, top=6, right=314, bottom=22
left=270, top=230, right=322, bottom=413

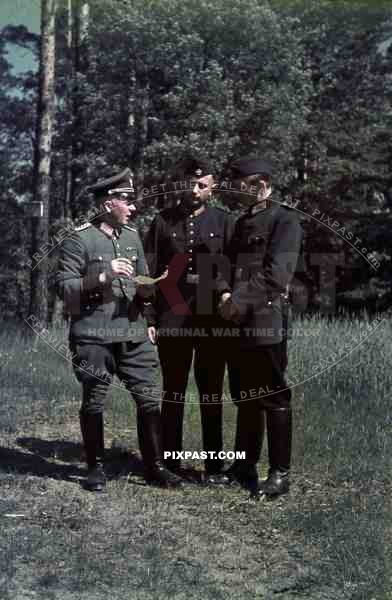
left=231, top=342, right=291, bottom=468
left=235, top=343, right=290, bottom=410
left=157, top=327, right=231, bottom=473
left=71, top=339, right=161, bottom=416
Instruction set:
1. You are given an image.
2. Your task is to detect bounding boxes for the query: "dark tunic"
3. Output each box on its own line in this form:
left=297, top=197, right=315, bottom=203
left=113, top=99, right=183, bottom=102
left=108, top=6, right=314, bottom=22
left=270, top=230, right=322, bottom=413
left=144, top=204, right=235, bottom=333
left=219, top=202, right=303, bottom=347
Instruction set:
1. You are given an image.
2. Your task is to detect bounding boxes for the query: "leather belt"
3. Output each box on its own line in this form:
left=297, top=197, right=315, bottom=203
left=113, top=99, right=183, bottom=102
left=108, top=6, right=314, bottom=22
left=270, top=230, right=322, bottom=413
left=186, top=273, right=200, bottom=284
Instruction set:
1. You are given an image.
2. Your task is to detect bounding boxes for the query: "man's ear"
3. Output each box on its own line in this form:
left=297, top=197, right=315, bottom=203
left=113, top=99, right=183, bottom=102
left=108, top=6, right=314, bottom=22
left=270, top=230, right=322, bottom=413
left=104, top=199, right=113, bottom=213
left=259, top=177, right=272, bottom=193
left=260, top=176, right=271, bottom=188
left=259, top=179, right=267, bottom=192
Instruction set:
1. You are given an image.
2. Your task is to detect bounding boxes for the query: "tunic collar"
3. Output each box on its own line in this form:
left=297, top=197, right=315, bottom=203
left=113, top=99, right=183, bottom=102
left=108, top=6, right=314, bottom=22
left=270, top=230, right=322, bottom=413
left=248, top=188, right=273, bottom=215
left=192, top=204, right=206, bottom=217
left=248, top=200, right=267, bottom=216
left=98, top=221, right=121, bottom=239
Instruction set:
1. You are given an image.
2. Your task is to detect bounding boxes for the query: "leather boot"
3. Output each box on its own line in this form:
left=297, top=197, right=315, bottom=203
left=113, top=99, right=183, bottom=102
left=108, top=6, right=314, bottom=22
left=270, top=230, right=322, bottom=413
left=225, top=405, right=264, bottom=492
left=161, top=398, right=185, bottom=473
left=79, top=412, right=106, bottom=492
left=201, top=403, right=227, bottom=484
left=257, top=407, right=292, bottom=498
left=137, top=412, right=183, bottom=488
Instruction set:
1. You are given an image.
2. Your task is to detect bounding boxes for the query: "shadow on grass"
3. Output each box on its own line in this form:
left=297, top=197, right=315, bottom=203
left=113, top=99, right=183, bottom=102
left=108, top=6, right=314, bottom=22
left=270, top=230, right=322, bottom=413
left=18, top=437, right=84, bottom=462
left=0, top=437, right=146, bottom=483
left=0, top=444, right=84, bottom=481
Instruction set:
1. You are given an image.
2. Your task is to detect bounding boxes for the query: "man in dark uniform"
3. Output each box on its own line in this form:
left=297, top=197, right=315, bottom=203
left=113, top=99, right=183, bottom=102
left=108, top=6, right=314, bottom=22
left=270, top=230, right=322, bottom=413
left=144, top=157, right=236, bottom=484
left=218, top=157, right=302, bottom=498
left=56, top=168, right=182, bottom=491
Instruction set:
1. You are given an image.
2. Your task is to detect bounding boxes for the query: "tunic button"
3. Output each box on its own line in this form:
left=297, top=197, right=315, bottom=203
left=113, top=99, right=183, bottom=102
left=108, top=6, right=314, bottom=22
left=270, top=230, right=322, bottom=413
left=210, top=232, right=214, bottom=237
left=98, top=256, right=103, bottom=261
left=267, top=301, right=272, bottom=305
left=189, top=248, right=193, bottom=253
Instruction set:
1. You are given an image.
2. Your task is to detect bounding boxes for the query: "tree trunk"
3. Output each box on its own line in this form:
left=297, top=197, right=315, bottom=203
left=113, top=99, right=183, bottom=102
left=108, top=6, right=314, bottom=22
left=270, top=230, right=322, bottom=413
left=71, top=0, right=89, bottom=214
left=63, top=0, right=73, bottom=218
left=135, top=84, right=149, bottom=196
left=29, top=0, right=57, bottom=328
left=130, top=79, right=149, bottom=197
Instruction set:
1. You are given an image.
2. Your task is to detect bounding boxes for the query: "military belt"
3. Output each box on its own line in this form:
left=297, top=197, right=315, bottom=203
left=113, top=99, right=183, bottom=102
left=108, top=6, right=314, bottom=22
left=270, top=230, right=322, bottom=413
left=186, top=274, right=200, bottom=284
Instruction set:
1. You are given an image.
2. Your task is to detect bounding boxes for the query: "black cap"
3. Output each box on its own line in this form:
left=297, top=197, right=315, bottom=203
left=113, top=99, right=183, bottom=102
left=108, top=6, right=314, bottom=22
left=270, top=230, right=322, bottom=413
left=174, top=156, right=212, bottom=179
left=87, top=168, right=134, bottom=197
left=229, top=156, right=273, bottom=178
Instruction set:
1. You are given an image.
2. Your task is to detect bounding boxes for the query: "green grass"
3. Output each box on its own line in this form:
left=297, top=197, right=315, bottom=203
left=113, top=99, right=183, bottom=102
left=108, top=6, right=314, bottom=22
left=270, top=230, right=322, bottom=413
left=0, top=316, right=390, bottom=599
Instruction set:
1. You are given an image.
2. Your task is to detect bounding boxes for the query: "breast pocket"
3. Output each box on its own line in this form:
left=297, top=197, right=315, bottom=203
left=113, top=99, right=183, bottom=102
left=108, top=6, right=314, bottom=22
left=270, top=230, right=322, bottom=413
left=120, top=246, right=139, bottom=276
left=202, top=231, right=224, bottom=253
left=124, top=246, right=138, bottom=262
left=89, top=253, right=112, bottom=268
left=169, top=231, right=185, bottom=253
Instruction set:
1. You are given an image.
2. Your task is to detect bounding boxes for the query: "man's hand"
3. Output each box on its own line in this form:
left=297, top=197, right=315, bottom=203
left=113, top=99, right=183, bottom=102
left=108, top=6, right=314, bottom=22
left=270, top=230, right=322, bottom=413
left=110, top=258, right=135, bottom=279
left=148, top=326, right=158, bottom=345
left=220, top=292, right=232, bottom=304
left=219, top=292, right=240, bottom=322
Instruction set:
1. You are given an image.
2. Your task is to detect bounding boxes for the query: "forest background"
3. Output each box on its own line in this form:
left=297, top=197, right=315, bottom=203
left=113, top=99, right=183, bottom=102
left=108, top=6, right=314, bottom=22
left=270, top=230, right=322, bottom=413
left=0, top=0, right=392, bottom=323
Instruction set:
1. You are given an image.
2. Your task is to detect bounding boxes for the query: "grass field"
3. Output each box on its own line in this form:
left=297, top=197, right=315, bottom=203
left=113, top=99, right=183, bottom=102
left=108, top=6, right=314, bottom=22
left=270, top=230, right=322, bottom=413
left=0, top=315, right=390, bottom=600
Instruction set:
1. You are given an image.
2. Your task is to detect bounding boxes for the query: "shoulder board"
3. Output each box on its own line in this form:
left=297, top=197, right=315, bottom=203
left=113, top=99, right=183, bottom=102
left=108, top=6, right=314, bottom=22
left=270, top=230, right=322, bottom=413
left=123, top=225, right=138, bottom=233
left=75, top=222, right=92, bottom=232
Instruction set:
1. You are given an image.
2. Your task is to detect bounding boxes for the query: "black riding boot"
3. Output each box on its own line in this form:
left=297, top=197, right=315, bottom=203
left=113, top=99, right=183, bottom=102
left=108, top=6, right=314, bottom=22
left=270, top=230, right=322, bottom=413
left=79, top=412, right=106, bottom=492
left=201, top=404, right=228, bottom=484
left=225, top=405, right=264, bottom=492
left=137, top=412, right=183, bottom=488
left=258, top=407, right=292, bottom=498
left=161, top=399, right=185, bottom=474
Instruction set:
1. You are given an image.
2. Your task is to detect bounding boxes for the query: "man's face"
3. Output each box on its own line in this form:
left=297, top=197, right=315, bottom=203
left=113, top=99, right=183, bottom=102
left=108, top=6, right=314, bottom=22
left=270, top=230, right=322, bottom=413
left=191, top=174, right=214, bottom=204
left=232, top=175, right=269, bottom=208
left=105, top=195, right=136, bottom=225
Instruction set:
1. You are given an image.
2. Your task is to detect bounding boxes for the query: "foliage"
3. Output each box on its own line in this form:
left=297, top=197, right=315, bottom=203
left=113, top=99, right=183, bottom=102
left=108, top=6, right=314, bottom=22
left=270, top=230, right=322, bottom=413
left=1, top=1, right=392, bottom=317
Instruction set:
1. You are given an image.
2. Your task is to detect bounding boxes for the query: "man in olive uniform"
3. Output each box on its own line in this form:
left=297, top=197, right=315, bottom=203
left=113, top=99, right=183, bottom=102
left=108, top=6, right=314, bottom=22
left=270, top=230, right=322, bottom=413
left=144, top=157, right=236, bottom=484
left=56, top=168, right=182, bottom=491
left=219, top=157, right=302, bottom=498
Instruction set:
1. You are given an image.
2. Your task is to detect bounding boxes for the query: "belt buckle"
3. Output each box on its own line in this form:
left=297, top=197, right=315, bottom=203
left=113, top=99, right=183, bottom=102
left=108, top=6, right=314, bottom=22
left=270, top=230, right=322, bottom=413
left=186, top=273, right=199, bottom=284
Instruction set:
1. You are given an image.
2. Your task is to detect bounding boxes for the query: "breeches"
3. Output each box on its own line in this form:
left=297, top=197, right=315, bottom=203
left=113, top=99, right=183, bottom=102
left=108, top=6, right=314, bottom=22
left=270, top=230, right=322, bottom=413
left=71, top=338, right=161, bottom=416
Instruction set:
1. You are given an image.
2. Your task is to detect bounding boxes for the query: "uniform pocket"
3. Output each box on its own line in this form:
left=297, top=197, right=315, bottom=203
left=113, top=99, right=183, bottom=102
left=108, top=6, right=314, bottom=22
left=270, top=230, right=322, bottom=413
left=123, top=246, right=138, bottom=263
left=202, top=232, right=223, bottom=253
